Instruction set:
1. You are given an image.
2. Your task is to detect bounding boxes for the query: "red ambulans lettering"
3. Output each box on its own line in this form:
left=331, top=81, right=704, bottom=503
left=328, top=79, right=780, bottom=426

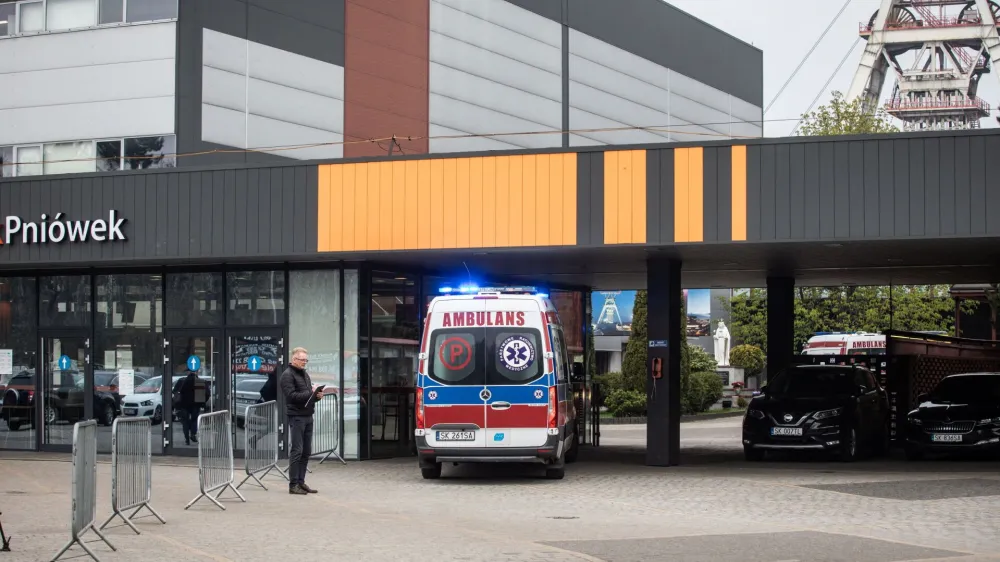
left=441, top=311, right=526, bottom=327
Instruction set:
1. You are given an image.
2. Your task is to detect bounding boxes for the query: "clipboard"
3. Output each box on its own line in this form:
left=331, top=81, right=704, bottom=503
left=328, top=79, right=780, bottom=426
left=305, top=385, right=326, bottom=408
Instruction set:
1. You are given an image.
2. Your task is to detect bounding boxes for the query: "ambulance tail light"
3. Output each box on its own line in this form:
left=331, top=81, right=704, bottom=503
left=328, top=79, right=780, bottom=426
left=415, top=387, right=426, bottom=434
left=547, top=386, right=558, bottom=434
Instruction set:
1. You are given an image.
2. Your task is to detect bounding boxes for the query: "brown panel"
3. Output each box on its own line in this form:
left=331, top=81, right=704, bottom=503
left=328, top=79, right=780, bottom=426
left=345, top=0, right=429, bottom=158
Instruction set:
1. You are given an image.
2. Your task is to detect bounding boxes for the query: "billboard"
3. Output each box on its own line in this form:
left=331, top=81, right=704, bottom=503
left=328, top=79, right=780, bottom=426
left=591, top=289, right=719, bottom=339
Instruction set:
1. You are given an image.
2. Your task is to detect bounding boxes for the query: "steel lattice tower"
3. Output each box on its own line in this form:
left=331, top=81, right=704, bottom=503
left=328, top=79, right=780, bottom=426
left=848, top=0, right=1000, bottom=130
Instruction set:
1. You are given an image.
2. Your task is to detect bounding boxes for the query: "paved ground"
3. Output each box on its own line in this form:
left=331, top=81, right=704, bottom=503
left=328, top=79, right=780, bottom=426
left=1, top=417, right=999, bottom=562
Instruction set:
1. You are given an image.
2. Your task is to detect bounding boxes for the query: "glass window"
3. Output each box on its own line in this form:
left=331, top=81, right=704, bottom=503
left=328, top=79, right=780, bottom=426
left=0, top=3, right=16, bottom=36
left=0, top=277, right=38, bottom=450
left=343, top=270, right=360, bottom=460
left=43, top=141, right=96, bottom=175
left=226, top=271, right=285, bottom=325
left=289, top=269, right=340, bottom=397
left=165, top=272, right=222, bottom=326
left=17, top=1, right=43, bottom=33
left=429, top=330, right=479, bottom=385
left=15, top=146, right=42, bottom=177
left=99, top=0, right=122, bottom=23
left=96, top=140, right=122, bottom=171
left=124, top=135, right=176, bottom=170
left=0, top=146, right=13, bottom=177
left=39, top=275, right=91, bottom=327
left=489, top=329, right=542, bottom=385
left=768, top=367, right=857, bottom=397
left=125, top=0, right=176, bottom=22
left=95, top=273, right=162, bottom=453
left=46, top=0, right=95, bottom=31
left=932, top=375, right=1000, bottom=402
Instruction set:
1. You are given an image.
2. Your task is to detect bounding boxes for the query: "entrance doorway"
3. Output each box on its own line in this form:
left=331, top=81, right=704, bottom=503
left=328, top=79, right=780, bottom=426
left=227, top=331, right=283, bottom=457
left=39, top=333, right=91, bottom=451
left=163, top=332, right=221, bottom=455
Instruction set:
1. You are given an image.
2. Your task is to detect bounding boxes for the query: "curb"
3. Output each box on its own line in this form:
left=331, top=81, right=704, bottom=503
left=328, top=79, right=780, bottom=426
left=600, top=410, right=746, bottom=425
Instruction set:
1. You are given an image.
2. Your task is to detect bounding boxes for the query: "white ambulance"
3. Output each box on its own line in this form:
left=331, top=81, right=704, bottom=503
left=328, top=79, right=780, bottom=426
left=414, top=285, right=578, bottom=480
left=801, top=332, right=886, bottom=355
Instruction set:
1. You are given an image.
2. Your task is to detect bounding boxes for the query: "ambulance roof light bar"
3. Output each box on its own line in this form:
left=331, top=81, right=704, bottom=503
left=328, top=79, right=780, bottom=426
left=438, top=285, right=547, bottom=297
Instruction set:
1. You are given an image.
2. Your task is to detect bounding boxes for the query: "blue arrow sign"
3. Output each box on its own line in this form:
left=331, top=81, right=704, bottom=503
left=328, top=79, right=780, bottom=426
left=247, top=355, right=263, bottom=372
left=187, top=355, right=201, bottom=371
left=58, top=355, right=71, bottom=370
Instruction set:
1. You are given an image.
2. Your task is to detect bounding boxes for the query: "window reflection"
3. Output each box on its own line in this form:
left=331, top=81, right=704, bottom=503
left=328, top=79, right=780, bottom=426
left=166, top=273, right=223, bottom=326
left=39, top=276, right=92, bottom=328
left=124, top=135, right=176, bottom=169
left=369, top=272, right=418, bottom=458
left=0, top=278, right=38, bottom=450
left=227, top=271, right=285, bottom=325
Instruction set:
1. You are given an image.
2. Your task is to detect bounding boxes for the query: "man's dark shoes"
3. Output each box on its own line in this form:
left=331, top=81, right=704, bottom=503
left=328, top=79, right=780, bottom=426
left=300, top=483, right=318, bottom=494
left=289, top=484, right=308, bottom=495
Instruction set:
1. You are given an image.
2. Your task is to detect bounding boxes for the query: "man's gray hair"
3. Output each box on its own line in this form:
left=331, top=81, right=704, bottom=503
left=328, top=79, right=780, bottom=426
left=291, top=347, right=308, bottom=358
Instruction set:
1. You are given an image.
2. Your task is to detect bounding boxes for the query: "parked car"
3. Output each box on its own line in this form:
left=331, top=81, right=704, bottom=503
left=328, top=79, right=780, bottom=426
left=234, top=377, right=267, bottom=428
left=903, top=372, right=1000, bottom=460
left=1, top=370, right=120, bottom=429
left=742, top=364, right=890, bottom=462
left=121, top=376, right=168, bottom=423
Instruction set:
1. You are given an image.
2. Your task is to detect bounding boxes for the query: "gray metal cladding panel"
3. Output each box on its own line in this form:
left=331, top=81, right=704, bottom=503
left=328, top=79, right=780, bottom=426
left=969, top=136, right=987, bottom=235
left=986, top=135, right=1000, bottom=235
left=759, top=145, right=776, bottom=241
left=774, top=144, right=790, bottom=240
left=788, top=143, right=805, bottom=240
left=716, top=147, right=732, bottom=243
left=702, top=148, right=718, bottom=242
left=848, top=142, right=865, bottom=239
left=576, top=152, right=604, bottom=246
left=940, top=137, right=957, bottom=236
left=834, top=142, right=850, bottom=239
left=923, top=138, right=941, bottom=237
left=503, top=0, right=563, bottom=22
left=645, top=148, right=673, bottom=245
left=746, top=145, right=761, bottom=242
left=0, top=167, right=317, bottom=266
left=566, top=0, right=763, bottom=106
left=818, top=142, right=835, bottom=239
left=907, top=139, right=925, bottom=237
left=893, top=140, right=910, bottom=237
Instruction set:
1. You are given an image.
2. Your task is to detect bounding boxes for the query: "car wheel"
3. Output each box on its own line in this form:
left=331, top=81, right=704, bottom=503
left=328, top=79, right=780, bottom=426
left=45, top=405, right=58, bottom=424
left=7, top=419, right=21, bottom=431
left=744, top=446, right=766, bottom=461
left=420, top=464, right=442, bottom=480
left=839, top=428, right=858, bottom=462
left=100, top=403, right=115, bottom=426
left=153, top=405, right=162, bottom=425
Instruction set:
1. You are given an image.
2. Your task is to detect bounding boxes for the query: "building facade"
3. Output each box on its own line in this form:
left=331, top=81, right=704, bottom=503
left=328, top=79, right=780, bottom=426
left=1, top=0, right=763, bottom=176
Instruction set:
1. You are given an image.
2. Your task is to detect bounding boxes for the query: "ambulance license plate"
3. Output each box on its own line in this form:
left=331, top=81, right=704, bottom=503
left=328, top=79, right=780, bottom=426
left=436, top=431, right=475, bottom=441
left=771, top=427, right=803, bottom=436
left=931, top=433, right=962, bottom=442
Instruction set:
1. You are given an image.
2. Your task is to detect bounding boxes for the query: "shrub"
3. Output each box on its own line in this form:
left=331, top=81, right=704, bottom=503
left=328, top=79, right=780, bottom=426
left=594, top=371, right=625, bottom=394
left=605, top=389, right=647, bottom=417
left=683, top=371, right=725, bottom=414
left=689, top=344, right=718, bottom=373
left=729, top=344, right=765, bottom=378
left=736, top=396, right=748, bottom=409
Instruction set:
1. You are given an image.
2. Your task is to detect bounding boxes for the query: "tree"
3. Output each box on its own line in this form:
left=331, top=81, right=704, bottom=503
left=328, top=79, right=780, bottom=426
left=797, top=91, right=899, bottom=136
left=729, top=344, right=765, bottom=378
left=621, top=290, right=648, bottom=393
left=720, top=289, right=767, bottom=351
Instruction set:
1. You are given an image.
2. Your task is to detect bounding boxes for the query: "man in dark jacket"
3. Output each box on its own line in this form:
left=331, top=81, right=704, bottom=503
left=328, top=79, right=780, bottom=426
left=177, top=370, right=201, bottom=445
left=280, top=346, right=322, bottom=495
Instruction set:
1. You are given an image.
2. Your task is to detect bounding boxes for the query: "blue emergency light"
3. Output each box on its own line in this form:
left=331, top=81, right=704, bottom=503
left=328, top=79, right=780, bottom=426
left=437, top=284, right=548, bottom=297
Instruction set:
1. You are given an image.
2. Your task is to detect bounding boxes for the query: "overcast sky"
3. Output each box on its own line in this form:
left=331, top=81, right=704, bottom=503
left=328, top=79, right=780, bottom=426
left=667, top=0, right=1000, bottom=137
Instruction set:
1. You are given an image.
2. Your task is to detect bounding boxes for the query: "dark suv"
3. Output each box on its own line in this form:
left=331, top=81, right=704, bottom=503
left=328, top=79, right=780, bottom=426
left=903, top=372, right=1000, bottom=460
left=1, top=371, right=120, bottom=430
left=742, top=364, right=890, bottom=462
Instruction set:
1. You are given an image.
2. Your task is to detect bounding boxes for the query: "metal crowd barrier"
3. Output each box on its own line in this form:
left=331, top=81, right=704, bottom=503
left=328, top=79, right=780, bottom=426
left=313, top=393, right=346, bottom=465
left=184, top=410, right=246, bottom=511
left=99, top=417, right=166, bottom=534
left=51, top=420, right=116, bottom=562
left=0, top=511, right=10, bottom=551
left=237, top=400, right=288, bottom=490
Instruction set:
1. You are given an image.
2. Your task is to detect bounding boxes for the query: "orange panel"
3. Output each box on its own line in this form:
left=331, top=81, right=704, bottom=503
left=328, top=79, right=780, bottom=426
left=469, top=157, right=483, bottom=248
left=482, top=157, right=497, bottom=248
left=688, top=147, right=704, bottom=243
left=617, top=151, right=632, bottom=244
left=456, top=157, right=470, bottom=248
left=417, top=160, right=432, bottom=249
left=430, top=159, right=444, bottom=249
left=317, top=165, right=331, bottom=251
left=731, top=145, right=747, bottom=242
left=674, top=149, right=689, bottom=243
left=404, top=160, right=419, bottom=249
left=508, top=156, right=523, bottom=247
left=548, top=154, right=562, bottom=245
left=366, top=162, right=381, bottom=250
left=604, top=151, right=619, bottom=244
left=534, top=155, right=549, bottom=245
left=495, top=156, right=510, bottom=247
left=562, top=154, right=577, bottom=245
left=631, top=150, right=647, bottom=244
left=354, top=163, right=369, bottom=250
left=391, top=161, right=406, bottom=250
left=442, top=158, right=457, bottom=248
left=343, top=164, right=357, bottom=251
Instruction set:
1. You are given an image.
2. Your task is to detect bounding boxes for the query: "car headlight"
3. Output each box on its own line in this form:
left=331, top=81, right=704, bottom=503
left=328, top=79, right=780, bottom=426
left=747, top=409, right=765, bottom=420
left=909, top=417, right=923, bottom=425
left=977, top=417, right=1000, bottom=426
left=140, top=400, right=153, bottom=407
left=813, top=407, right=843, bottom=420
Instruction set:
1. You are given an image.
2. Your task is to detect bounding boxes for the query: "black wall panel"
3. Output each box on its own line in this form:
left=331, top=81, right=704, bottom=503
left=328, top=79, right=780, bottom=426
left=576, top=152, right=603, bottom=246
left=0, top=167, right=317, bottom=267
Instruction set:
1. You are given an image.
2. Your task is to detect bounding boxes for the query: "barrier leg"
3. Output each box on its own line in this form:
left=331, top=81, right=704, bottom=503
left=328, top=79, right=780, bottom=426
left=236, top=471, right=267, bottom=491
left=98, top=510, right=141, bottom=536
left=0, top=511, right=11, bottom=551
left=185, top=490, right=226, bottom=511
left=317, top=449, right=347, bottom=466
left=129, top=502, right=166, bottom=525
left=214, top=482, right=247, bottom=503
left=88, top=525, right=116, bottom=552
left=260, top=463, right=289, bottom=482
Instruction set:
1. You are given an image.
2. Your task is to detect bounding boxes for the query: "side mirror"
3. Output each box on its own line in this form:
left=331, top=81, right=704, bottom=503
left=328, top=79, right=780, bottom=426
left=859, top=385, right=869, bottom=396
left=571, top=362, right=584, bottom=381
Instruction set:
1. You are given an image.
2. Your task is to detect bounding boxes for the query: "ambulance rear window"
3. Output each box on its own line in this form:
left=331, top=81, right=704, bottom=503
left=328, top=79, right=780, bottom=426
left=427, top=327, right=544, bottom=386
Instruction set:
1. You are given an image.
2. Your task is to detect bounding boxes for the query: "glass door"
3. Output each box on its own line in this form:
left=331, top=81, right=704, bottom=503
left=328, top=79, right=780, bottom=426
left=39, top=334, right=91, bottom=451
left=228, top=331, right=283, bottom=458
left=163, top=332, right=221, bottom=455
